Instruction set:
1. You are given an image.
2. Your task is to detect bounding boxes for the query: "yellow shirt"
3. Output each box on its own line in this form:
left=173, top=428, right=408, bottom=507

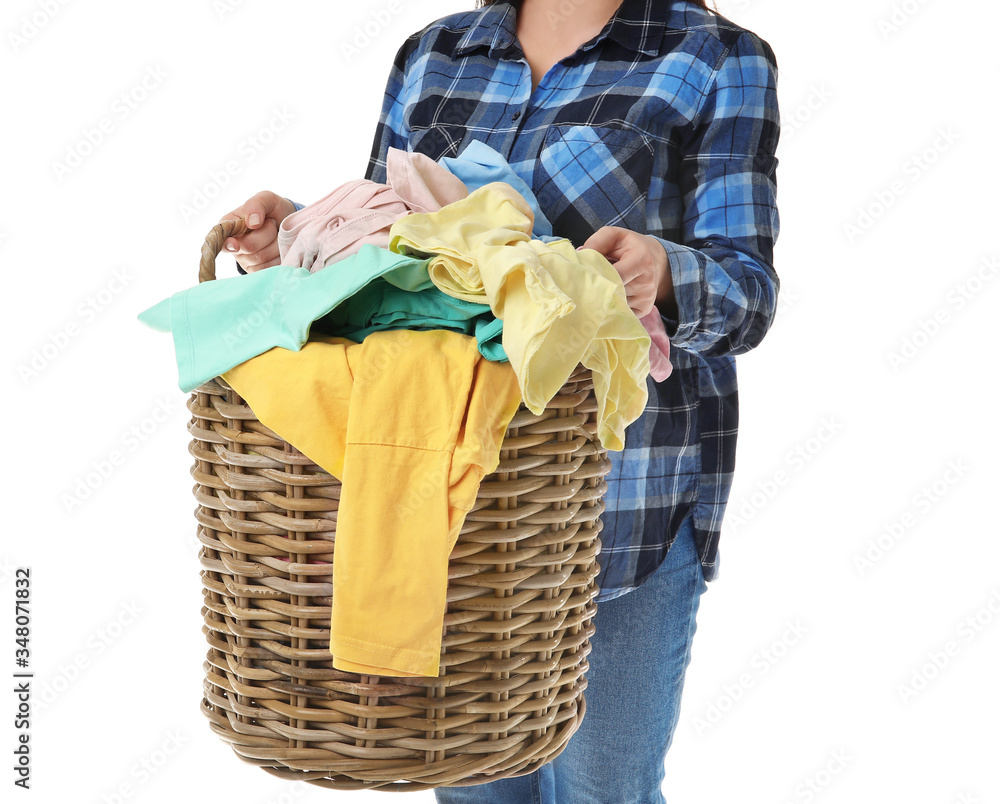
left=388, top=182, right=650, bottom=451
left=223, top=330, right=522, bottom=677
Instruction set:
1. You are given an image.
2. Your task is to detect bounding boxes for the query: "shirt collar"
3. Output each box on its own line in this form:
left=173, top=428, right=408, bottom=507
left=454, top=0, right=672, bottom=60
left=454, top=3, right=519, bottom=58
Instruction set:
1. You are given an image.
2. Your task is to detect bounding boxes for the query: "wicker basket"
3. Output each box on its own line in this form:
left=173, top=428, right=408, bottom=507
left=189, top=219, right=612, bottom=791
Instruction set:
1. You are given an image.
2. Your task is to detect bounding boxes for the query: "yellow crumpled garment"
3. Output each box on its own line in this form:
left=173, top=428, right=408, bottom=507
left=388, top=181, right=650, bottom=451
left=223, top=330, right=522, bottom=677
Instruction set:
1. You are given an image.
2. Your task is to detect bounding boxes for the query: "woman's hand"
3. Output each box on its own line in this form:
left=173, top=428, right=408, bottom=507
left=218, top=191, right=297, bottom=272
left=580, top=226, right=675, bottom=319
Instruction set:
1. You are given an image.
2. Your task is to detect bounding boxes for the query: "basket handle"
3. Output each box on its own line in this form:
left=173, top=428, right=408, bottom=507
left=199, top=218, right=249, bottom=283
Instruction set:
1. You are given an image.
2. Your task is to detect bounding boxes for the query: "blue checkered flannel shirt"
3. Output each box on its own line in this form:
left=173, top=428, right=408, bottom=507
left=365, top=0, right=781, bottom=600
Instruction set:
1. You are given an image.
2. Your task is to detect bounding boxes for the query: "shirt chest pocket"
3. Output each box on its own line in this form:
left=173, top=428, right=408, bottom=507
left=533, top=124, right=655, bottom=245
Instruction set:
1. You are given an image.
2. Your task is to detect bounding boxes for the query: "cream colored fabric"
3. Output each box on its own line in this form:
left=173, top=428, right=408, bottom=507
left=388, top=182, right=650, bottom=450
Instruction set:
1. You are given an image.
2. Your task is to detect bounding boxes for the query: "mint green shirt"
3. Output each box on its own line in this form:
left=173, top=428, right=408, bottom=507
left=138, top=243, right=505, bottom=392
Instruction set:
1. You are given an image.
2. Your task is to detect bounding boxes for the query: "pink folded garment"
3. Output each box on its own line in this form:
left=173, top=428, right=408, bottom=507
left=278, top=148, right=469, bottom=271
left=385, top=146, right=470, bottom=214
left=641, top=309, right=673, bottom=382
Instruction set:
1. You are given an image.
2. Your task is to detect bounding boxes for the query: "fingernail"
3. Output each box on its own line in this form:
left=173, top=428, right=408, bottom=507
left=248, top=213, right=261, bottom=227
left=225, top=240, right=238, bottom=252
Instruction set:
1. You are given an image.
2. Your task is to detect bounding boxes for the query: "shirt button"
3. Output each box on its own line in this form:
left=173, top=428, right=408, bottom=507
left=512, top=111, right=521, bottom=121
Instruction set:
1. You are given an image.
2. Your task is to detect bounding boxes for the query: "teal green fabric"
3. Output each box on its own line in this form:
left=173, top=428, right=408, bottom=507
left=320, top=282, right=506, bottom=361
left=138, top=243, right=506, bottom=392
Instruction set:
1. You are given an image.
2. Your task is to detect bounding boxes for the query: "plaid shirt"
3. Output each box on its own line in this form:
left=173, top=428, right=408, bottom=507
left=365, top=0, right=780, bottom=600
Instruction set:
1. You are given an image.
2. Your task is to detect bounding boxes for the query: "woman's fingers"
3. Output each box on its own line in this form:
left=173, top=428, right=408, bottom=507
left=219, top=190, right=292, bottom=259
left=225, top=217, right=278, bottom=258
left=583, top=226, right=661, bottom=316
left=581, top=225, right=628, bottom=260
left=231, top=221, right=281, bottom=271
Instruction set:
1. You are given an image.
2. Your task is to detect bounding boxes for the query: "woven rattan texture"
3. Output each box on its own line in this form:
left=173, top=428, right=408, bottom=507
left=190, top=365, right=611, bottom=791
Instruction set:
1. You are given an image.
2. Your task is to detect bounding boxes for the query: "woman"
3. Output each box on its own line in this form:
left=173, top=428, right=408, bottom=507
left=222, top=1, right=780, bottom=801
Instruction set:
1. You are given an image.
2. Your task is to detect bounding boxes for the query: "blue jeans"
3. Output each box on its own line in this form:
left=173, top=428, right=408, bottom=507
left=434, top=515, right=708, bottom=804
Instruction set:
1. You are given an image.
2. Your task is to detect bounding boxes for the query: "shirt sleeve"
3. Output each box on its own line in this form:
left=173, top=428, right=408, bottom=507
left=364, top=35, right=417, bottom=184
left=653, top=30, right=781, bottom=359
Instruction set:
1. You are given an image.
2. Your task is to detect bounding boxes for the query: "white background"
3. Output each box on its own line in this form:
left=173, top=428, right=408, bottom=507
left=3, top=0, right=998, bottom=802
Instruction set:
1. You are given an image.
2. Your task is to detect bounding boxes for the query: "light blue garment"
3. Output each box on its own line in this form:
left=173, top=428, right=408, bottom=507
left=440, top=140, right=559, bottom=240
left=138, top=244, right=504, bottom=392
